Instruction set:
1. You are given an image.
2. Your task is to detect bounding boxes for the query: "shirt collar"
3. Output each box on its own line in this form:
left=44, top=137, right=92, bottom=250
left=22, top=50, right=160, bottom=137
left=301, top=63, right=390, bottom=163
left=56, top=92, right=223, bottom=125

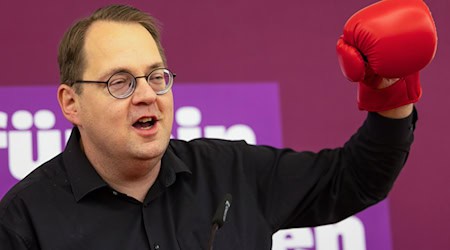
left=63, top=127, right=192, bottom=202
left=159, top=143, right=192, bottom=187
left=63, top=127, right=107, bottom=202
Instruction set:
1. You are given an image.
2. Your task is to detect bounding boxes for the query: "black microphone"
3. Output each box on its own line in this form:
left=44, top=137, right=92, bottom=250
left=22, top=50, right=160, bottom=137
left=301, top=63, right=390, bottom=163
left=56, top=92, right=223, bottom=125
left=207, top=193, right=232, bottom=250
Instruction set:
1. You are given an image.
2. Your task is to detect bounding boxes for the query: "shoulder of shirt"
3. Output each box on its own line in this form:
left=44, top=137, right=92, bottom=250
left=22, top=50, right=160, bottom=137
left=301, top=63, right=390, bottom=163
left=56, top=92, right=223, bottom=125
left=169, top=138, right=249, bottom=151
left=0, top=153, right=65, bottom=217
left=167, top=138, right=255, bottom=163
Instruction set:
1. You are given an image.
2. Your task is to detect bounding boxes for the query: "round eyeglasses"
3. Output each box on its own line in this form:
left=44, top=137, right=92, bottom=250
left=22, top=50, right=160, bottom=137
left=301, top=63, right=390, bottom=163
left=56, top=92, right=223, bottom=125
left=74, top=68, right=176, bottom=99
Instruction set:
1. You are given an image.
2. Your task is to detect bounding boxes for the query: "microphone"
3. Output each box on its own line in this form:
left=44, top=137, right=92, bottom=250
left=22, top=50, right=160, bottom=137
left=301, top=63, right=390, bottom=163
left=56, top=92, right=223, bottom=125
left=207, top=193, right=232, bottom=250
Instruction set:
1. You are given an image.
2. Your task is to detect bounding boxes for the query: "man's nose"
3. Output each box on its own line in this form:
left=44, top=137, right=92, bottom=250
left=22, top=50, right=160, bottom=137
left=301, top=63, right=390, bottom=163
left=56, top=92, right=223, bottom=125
left=131, top=78, right=157, bottom=104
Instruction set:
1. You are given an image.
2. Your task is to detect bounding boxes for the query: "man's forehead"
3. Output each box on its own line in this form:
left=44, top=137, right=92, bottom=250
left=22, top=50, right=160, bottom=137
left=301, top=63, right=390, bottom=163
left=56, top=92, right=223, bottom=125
left=84, top=20, right=151, bottom=46
left=82, top=20, right=162, bottom=76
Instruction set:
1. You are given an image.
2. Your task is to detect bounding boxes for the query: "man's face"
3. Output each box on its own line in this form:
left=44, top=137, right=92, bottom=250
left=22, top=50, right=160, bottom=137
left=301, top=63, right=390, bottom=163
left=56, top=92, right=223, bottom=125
left=73, top=21, right=173, bottom=165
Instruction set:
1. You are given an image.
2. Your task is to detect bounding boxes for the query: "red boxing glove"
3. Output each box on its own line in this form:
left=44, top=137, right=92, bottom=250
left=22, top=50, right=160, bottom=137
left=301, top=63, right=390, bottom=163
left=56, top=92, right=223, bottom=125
left=336, top=0, right=437, bottom=111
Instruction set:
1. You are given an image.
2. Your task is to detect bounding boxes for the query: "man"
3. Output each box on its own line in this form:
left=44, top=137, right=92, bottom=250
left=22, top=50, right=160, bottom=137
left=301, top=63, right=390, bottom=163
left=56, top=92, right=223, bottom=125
left=0, top=1, right=437, bottom=249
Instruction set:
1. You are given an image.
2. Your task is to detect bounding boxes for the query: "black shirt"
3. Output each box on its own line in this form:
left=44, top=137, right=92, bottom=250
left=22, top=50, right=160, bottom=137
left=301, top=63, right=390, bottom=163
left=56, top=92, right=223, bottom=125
left=0, top=111, right=416, bottom=250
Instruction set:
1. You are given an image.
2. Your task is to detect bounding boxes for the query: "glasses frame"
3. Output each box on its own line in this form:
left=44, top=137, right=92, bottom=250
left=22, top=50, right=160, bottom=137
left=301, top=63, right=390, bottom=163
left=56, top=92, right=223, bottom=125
left=74, top=67, right=176, bottom=99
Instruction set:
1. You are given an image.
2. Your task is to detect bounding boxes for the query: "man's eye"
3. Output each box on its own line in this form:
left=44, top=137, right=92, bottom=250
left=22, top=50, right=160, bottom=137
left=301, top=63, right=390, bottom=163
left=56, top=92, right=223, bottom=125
left=110, top=79, right=127, bottom=85
left=150, top=75, right=163, bottom=80
left=109, top=77, right=131, bottom=92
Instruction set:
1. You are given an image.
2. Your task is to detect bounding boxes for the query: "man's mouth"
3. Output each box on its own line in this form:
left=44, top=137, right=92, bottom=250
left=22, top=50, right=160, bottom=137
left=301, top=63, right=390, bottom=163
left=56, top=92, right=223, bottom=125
left=133, top=117, right=157, bottom=129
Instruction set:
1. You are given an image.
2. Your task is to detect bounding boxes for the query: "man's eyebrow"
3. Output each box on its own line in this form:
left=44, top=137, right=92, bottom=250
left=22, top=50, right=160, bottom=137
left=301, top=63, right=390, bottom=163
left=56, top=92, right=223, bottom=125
left=99, top=62, right=165, bottom=79
left=146, top=62, right=166, bottom=72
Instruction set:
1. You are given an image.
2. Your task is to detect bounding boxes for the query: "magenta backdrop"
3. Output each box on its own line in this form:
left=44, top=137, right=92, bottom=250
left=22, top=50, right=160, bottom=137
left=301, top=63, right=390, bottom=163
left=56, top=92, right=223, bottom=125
left=0, top=0, right=448, bottom=249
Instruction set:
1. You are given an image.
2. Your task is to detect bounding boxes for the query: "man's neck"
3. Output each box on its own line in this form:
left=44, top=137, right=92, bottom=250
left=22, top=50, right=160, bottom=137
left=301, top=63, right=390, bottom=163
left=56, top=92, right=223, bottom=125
left=99, top=161, right=161, bottom=202
left=80, top=138, right=162, bottom=202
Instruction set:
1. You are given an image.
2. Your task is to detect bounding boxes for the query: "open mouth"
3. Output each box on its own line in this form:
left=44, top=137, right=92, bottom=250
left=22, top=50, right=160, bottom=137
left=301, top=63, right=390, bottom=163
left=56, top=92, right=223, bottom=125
left=133, top=117, right=157, bottom=129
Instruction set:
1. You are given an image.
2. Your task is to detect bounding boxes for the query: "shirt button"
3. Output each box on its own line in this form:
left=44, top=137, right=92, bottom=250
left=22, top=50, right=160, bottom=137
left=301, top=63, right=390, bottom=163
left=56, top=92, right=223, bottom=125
left=112, top=191, right=118, bottom=195
left=154, top=243, right=160, bottom=249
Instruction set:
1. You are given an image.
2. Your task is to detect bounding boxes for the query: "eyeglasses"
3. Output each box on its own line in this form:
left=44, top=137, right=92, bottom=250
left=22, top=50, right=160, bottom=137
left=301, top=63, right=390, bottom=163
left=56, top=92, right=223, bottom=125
left=74, top=68, right=176, bottom=99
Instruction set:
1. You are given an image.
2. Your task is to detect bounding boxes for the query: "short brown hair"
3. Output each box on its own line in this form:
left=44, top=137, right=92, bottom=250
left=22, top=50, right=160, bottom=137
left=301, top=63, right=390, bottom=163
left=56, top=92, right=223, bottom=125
left=57, top=4, right=166, bottom=89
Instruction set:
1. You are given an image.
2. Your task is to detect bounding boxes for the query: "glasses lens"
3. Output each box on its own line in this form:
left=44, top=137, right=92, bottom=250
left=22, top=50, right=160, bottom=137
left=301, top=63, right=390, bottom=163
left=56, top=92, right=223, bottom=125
left=108, top=72, right=135, bottom=98
left=148, top=69, right=172, bottom=95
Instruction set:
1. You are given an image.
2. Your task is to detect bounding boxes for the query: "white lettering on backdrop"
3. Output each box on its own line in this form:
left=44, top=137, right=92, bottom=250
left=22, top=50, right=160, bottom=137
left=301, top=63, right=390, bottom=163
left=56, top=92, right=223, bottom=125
left=1, top=107, right=256, bottom=180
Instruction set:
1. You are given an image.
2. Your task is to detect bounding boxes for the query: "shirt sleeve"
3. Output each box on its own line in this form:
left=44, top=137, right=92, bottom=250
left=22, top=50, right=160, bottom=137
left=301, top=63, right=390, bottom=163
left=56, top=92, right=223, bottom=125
left=0, top=184, right=40, bottom=250
left=0, top=223, right=33, bottom=250
left=241, top=108, right=417, bottom=231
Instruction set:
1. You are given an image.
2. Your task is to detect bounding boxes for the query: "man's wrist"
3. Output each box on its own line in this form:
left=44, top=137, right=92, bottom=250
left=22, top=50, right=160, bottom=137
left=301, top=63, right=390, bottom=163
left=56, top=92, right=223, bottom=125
left=376, top=104, right=414, bottom=119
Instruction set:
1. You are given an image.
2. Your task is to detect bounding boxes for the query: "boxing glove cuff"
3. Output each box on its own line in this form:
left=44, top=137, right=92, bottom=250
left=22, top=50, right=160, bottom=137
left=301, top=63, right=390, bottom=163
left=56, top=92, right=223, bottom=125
left=358, top=72, right=421, bottom=112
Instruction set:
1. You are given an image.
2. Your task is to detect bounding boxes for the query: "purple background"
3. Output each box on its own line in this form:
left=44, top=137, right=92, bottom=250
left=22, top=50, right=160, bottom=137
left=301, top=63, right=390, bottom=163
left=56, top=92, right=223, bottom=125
left=172, top=83, right=282, bottom=147
left=0, top=87, right=71, bottom=198
left=0, top=0, right=448, bottom=249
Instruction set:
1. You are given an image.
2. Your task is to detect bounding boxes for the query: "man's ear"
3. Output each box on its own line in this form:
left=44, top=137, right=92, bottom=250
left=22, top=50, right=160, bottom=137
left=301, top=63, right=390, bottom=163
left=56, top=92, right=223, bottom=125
left=57, top=84, right=81, bottom=126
